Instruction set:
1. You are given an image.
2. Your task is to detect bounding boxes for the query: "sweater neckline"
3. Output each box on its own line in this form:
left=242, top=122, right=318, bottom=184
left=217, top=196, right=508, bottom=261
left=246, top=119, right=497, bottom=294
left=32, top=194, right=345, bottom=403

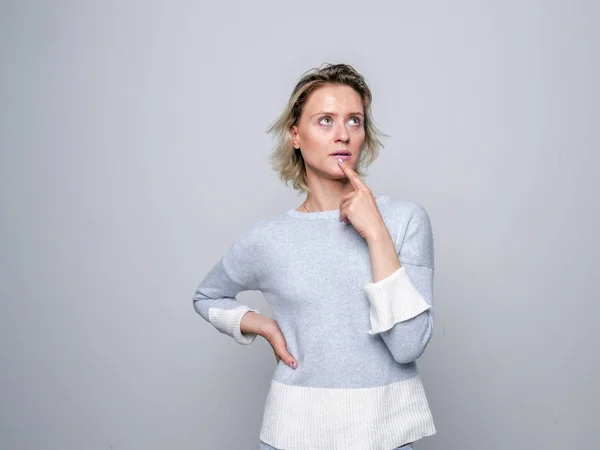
left=285, top=195, right=391, bottom=220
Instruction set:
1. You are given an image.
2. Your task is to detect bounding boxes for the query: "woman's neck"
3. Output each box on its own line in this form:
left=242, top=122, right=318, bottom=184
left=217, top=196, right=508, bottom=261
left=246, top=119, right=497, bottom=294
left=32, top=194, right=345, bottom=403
left=299, top=183, right=355, bottom=212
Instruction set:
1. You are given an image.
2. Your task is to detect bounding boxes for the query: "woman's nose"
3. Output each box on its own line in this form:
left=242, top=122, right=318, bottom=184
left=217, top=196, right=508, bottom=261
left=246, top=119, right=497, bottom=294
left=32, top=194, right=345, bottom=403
left=334, top=124, right=349, bottom=143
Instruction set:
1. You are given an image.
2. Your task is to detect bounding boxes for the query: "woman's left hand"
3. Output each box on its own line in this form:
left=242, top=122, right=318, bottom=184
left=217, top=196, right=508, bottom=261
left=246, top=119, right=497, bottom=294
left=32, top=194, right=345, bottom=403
left=338, top=159, right=387, bottom=241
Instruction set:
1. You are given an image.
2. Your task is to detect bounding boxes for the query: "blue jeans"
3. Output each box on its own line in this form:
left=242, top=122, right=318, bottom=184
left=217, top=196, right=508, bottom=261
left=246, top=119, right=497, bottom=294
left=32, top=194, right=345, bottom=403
left=259, top=442, right=413, bottom=449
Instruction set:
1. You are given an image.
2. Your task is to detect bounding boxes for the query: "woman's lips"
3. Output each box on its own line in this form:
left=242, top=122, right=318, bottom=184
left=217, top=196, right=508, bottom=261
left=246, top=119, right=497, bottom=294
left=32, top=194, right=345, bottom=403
left=330, top=153, right=352, bottom=161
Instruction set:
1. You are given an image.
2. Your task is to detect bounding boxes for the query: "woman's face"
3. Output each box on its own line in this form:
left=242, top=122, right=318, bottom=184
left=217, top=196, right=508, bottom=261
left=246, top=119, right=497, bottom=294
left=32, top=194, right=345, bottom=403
left=291, top=84, right=365, bottom=182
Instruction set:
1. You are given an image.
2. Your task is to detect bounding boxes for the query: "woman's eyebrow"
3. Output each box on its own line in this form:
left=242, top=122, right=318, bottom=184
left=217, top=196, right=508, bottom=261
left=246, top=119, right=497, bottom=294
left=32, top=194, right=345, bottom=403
left=310, top=111, right=364, bottom=117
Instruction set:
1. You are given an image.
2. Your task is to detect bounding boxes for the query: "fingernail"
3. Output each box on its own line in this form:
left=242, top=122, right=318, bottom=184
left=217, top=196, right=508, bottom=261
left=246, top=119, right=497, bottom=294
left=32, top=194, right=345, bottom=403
left=338, top=158, right=344, bottom=165
left=290, top=361, right=296, bottom=369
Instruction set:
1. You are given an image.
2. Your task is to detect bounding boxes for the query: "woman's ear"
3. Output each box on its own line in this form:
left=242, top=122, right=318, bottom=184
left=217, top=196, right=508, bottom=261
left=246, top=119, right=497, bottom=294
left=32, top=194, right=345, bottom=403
left=291, top=125, right=300, bottom=149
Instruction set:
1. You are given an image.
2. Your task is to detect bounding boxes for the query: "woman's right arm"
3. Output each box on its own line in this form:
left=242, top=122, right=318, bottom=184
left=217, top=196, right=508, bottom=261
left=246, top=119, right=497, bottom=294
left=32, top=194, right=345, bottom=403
left=192, top=228, right=262, bottom=344
left=192, top=229, right=297, bottom=368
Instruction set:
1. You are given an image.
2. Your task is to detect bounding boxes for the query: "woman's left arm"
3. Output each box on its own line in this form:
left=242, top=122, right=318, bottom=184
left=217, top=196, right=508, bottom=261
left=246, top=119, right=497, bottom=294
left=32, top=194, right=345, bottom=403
left=338, top=161, right=434, bottom=364
left=364, top=204, right=434, bottom=364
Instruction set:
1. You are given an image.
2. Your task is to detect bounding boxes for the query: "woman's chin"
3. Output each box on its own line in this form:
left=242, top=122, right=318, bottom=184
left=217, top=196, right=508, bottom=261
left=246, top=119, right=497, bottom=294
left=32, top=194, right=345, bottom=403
left=306, top=161, right=353, bottom=181
left=329, top=166, right=351, bottom=181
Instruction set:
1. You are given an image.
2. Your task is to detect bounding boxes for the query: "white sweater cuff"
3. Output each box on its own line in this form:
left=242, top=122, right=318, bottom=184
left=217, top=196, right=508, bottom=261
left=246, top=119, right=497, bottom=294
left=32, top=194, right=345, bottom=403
left=365, top=266, right=431, bottom=335
left=208, top=305, right=260, bottom=345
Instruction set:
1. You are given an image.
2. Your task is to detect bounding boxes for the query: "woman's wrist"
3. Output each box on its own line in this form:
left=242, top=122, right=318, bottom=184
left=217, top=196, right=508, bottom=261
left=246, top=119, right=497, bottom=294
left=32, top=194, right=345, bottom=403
left=240, top=311, right=275, bottom=337
left=365, top=224, right=402, bottom=282
left=364, top=223, right=392, bottom=245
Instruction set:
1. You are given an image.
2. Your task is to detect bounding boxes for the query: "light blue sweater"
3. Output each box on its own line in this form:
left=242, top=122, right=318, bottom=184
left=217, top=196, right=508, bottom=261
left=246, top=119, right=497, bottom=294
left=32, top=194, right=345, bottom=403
left=193, top=195, right=436, bottom=450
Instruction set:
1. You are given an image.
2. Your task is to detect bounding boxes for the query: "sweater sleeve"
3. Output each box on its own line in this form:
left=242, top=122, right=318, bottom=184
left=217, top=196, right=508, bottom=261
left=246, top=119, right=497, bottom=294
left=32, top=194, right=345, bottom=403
left=364, top=203, right=434, bottom=364
left=192, top=228, right=262, bottom=345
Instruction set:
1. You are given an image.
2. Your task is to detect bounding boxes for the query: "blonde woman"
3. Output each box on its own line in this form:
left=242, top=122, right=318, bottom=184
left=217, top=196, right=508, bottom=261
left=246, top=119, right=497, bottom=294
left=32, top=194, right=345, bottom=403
left=193, top=63, right=436, bottom=450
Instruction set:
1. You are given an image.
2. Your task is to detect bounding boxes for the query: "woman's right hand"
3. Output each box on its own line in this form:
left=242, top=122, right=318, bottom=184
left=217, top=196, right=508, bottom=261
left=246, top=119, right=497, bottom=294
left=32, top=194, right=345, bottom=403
left=240, top=311, right=298, bottom=369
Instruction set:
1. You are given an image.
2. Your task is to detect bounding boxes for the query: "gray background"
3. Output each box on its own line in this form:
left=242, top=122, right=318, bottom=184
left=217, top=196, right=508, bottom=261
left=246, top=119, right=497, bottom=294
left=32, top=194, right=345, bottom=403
left=1, top=1, right=598, bottom=449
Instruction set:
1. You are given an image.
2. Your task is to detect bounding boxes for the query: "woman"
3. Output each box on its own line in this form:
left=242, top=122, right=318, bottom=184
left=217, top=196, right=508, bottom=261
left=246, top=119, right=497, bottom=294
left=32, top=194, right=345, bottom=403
left=193, top=63, right=436, bottom=450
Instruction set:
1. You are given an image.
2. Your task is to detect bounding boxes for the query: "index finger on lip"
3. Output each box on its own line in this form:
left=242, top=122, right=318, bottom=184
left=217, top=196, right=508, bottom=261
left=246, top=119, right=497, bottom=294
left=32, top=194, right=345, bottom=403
left=338, top=158, right=365, bottom=190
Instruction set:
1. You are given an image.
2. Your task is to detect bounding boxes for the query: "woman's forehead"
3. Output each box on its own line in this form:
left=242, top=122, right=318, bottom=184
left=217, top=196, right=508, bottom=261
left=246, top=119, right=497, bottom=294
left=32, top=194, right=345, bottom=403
left=303, top=85, right=363, bottom=114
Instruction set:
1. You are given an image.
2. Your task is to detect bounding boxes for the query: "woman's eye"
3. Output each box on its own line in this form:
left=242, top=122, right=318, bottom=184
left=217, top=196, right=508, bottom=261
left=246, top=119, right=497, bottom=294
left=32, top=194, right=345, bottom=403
left=319, top=116, right=332, bottom=125
left=348, top=116, right=361, bottom=126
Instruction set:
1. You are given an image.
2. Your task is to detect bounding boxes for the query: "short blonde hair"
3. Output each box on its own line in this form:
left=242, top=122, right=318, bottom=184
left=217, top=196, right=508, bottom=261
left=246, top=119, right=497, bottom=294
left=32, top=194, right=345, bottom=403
left=267, top=63, right=386, bottom=193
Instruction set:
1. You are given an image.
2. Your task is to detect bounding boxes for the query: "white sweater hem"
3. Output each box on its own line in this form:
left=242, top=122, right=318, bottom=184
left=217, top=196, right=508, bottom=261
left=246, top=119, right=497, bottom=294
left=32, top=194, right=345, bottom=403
left=259, top=375, right=436, bottom=450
